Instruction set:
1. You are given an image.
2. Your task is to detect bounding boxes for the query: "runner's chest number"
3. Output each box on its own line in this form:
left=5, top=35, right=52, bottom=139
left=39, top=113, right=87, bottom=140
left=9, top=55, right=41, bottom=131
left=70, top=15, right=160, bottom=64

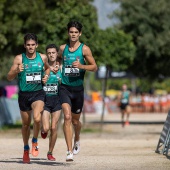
left=43, top=84, right=58, bottom=94
left=26, top=72, right=41, bottom=84
left=64, top=65, right=80, bottom=77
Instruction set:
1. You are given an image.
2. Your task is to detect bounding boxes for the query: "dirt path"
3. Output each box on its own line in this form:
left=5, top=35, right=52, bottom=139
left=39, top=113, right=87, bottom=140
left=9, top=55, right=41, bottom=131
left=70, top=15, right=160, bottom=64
left=0, top=113, right=169, bottom=170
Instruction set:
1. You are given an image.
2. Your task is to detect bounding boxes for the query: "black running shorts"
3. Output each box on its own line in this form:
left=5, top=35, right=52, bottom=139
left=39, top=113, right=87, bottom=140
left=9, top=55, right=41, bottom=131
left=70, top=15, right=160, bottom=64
left=44, top=95, right=61, bottom=113
left=120, top=103, right=129, bottom=110
left=18, top=89, right=45, bottom=111
left=59, top=84, right=84, bottom=114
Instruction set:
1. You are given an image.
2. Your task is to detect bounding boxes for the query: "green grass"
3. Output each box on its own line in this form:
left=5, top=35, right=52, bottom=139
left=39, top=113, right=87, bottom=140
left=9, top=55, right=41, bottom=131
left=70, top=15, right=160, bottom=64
left=0, top=121, right=33, bottom=130
left=81, top=127, right=100, bottom=133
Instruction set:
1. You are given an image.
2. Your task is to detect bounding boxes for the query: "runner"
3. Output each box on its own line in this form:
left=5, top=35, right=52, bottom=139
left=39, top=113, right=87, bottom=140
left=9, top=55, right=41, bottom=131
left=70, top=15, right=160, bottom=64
left=41, top=44, right=62, bottom=161
left=119, top=84, right=131, bottom=127
left=7, top=33, right=50, bottom=164
left=58, top=20, right=97, bottom=161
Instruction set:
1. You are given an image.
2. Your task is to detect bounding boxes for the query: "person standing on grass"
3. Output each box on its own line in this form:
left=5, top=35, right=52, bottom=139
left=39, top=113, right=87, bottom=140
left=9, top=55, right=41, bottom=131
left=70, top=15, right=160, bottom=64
left=7, top=33, right=50, bottom=164
left=41, top=44, right=62, bottom=161
left=58, top=20, right=97, bottom=161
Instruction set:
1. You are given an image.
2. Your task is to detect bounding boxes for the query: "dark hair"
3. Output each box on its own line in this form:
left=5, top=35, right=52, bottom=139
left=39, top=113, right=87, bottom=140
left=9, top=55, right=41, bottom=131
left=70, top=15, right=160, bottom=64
left=24, top=33, right=38, bottom=44
left=67, top=21, right=83, bottom=32
left=46, top=44, right=59, bottom=52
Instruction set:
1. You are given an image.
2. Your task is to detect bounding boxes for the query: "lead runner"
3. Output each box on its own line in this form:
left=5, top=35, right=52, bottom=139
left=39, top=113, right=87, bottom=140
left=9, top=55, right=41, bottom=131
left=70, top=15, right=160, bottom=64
left=58, top=20, right=97, bottom=161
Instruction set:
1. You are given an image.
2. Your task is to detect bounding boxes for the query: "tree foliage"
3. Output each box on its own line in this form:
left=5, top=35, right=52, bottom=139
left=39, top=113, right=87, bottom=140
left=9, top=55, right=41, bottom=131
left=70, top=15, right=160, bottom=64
left=95, top=28, right=135, bottom=71
left=0, top=0, right=135, bottom=82
left=112, top=0, right=170, bottom=80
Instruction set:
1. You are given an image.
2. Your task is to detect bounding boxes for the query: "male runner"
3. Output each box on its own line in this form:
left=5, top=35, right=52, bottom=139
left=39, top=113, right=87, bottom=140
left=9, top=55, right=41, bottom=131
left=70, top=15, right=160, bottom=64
left=119, top=84, right=131, bottom=127
left=7, top=33, right=50, bottom=164
left=41, top=44, right=62, bottom=161
left=58, top=21, right=97, bottom=161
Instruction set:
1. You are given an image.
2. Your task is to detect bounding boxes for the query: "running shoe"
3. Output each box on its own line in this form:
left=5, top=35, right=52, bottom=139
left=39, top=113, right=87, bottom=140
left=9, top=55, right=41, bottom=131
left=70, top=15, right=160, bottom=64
left=23, top=150, right=30, bottom=164
left=47, top=153, right=56, bottom=161
left=41, top=131, right=48, bottom=139
left=66, top=151, right=73, bottom=161
left=125, top=121, right=130, bottom=126
left=73, top=141, right=80, bottom=155
left=32, top=142, right=39, bottom=157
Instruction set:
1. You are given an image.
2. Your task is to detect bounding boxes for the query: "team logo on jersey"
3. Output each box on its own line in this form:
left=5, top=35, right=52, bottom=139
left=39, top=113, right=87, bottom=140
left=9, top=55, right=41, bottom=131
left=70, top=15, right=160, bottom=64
left=38, top=62, right=41, bottom=67
left=76, top=109, right=80, bottom=113
left=76, top=56, right=80, bottom=61
left=25, top=64, right=28, bottom=69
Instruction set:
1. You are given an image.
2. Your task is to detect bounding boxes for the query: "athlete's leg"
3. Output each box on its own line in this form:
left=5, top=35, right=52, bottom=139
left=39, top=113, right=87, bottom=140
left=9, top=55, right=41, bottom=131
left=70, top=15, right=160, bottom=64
left=126, top=105, right=131, bottom=121
left=20, top=110, right=32, bottom=146
left=72, top=113, right=81, bottom=142
left=72, top=113, right=81, bottom=155
left=31, top=100, right=44, bottom=139
left=62, top=103, right=73, bottom=152
left=121, top=109, right=125, bottom=127
left=41, top=110, right=50, bottom=133
left=49, top=110, right=61, bottom=153
left=121, top=110, right=125, bottom=121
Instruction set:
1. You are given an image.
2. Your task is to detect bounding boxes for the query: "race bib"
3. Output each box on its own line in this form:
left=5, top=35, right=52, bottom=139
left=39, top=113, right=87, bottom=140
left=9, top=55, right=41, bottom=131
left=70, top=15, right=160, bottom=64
left=43, top=84, right=58, bottom=94
left=121, top=98, right=128, bottom=104
left=64, top=65, right=80, bottom=77
left=26, top=72, right=41, bottom=84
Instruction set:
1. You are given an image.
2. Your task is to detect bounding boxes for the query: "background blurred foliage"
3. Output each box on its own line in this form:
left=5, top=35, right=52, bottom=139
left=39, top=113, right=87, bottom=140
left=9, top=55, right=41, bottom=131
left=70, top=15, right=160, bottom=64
left=112, top=0, right=170, bottom=81
left=0, top=0, right=135, bottom=82
left=1, top=0, right=170, bottom=93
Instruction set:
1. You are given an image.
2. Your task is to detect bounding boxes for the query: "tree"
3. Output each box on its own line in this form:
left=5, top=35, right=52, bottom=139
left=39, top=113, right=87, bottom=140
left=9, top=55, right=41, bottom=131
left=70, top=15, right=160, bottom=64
left=95, top=28, right=135, bottom=70
left=0, top=0, right=47, bottom=79
left=95, top=28, right=136, bottom=130
left=1, top=0, right=136, bottom=83
left=0, top=0, right=101, bottom=80
left=112, top=0, right=170, bottom=80
left=41, top=0, right=99, bottom=53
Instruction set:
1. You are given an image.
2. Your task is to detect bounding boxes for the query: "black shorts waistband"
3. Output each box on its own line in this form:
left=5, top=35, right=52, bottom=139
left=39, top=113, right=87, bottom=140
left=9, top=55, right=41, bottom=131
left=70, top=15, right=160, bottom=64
left=60, top=84, right=84, bottom=92
left=19, top=89, right=44, bottom=94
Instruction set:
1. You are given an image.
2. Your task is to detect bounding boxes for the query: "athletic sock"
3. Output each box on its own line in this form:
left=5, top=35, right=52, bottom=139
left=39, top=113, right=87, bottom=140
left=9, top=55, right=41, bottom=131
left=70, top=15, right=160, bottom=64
left=32, top=137, right=38, bottom=143
left=24, top=145, right=30, bottom=150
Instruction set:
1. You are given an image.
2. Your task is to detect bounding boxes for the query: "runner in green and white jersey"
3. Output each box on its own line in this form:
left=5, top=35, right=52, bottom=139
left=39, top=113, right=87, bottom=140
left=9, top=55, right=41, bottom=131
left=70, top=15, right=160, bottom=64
left=41, top=44, right=62, bottom=161
left=7, top=33, right=50, bottom=164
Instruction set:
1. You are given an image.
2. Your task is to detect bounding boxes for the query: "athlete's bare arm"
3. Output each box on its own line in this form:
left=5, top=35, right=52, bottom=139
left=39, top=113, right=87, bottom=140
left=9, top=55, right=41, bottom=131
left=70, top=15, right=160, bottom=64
left=40, top=53, right=50, bottom=73
left=40, top=53, right=51, bottom=84
left=7, top=55, right=23, bottom=81
left=58, top=44, right=66, bottom=61
left=72, top=45, right=97, bottom=72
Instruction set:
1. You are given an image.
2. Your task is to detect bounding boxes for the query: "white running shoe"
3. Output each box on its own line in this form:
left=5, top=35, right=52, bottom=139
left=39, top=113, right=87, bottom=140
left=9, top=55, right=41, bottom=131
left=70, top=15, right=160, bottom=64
left=73, top=141, right=80, bottom=155
left=66, top=151, right=73, bottom=161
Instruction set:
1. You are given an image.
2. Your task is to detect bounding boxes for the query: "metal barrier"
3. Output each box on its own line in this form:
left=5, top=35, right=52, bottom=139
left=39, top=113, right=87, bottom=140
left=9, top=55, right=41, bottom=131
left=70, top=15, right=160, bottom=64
left=155, top=110, right=170, bottom=155
left=0, top=97, right=20, bottom=127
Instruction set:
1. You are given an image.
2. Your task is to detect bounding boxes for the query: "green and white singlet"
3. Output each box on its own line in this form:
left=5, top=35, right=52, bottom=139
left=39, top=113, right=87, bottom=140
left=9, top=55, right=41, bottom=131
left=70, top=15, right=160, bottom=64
left=18, top=52, right=44, bottom=92
left=43, top=69, right=62, bottom=96
left=61, top=43, right=86, bottom=86
left=121, top=91, right=130, bottom=104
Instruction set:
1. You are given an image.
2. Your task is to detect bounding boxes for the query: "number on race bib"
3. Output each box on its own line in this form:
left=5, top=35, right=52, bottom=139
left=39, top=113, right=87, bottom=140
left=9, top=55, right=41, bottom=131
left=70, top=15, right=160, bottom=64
left=26, top=72, right=41, bottom=84
left=43, top=84, right=58, bottom=94
left=64, top=65, right=80, bottom=77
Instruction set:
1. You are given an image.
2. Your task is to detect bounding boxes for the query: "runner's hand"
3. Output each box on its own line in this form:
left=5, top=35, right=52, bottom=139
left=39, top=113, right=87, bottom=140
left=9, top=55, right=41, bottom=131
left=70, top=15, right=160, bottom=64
left=42, top=75, right=48, bottom=84
left=50, top=66, right=59, bottom=73
left=15, top=63, right=24, bottom=73
left=72, top=59, right=82, bottom=69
